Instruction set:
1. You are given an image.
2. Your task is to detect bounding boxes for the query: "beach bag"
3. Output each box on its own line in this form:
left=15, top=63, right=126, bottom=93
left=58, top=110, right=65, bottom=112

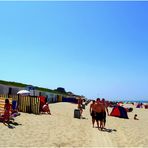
left=74, top=109, right=81, bottom=119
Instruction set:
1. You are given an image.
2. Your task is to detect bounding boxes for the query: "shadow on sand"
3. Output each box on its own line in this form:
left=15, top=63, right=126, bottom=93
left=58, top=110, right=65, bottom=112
left=81, top=116, right=88, bottom=120
left=95, top=127, right=117, bottom=133
left=5, top=121, right=22, bottom=129
left=102, top=128, right=117, bottom=133
left=74, top=116, right=88, bottom=120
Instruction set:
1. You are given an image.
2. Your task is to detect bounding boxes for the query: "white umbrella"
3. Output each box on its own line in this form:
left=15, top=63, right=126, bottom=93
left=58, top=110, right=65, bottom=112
left=17, top=90, right=30, bottom=96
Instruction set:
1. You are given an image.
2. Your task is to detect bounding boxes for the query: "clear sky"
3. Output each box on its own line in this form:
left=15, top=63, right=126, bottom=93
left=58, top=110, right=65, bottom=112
left=0, top=1, right=148, bottom=101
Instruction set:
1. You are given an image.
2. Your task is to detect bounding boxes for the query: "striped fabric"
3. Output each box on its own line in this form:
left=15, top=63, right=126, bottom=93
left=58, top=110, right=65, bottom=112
left=0, top=97, right=12, bottom=115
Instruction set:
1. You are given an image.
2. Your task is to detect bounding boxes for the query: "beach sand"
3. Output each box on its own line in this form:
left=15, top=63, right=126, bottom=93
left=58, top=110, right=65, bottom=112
left=0, top=102, right=148, bottom=147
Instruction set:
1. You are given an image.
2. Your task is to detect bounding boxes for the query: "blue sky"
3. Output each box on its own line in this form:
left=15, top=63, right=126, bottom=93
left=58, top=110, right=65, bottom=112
left=0, top=1, right=148, bottom=101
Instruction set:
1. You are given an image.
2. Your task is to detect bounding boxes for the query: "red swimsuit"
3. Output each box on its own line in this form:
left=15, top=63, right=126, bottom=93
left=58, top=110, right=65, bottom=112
left=4, top=103, right=11, bottom=121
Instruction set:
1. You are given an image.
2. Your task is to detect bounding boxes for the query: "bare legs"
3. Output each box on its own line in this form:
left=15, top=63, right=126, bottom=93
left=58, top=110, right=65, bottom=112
left=92, top=118, right=95, bottom=128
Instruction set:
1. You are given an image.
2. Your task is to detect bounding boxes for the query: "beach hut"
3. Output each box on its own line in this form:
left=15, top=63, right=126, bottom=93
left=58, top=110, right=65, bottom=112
left=57, top=95, right=62, bottom=102
left=110, top=106, right=128, bottom=119
left=62, top=96, right=78, bottom=104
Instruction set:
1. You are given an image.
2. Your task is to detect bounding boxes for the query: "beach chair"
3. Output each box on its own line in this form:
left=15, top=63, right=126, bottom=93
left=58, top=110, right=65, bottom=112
left=12, top=100, right=17, bottom=110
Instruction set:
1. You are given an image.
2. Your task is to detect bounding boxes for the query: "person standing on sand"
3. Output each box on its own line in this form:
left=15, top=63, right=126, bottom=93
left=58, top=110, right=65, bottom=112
left=90, top=100, right=96, bottom=128
left=101, top=98, right=109, bottom=128
left=93, top=98, right=104, bottom=130
left=96, top=98, right=101, bottom=128
left=3, top=99, right=12, bottom=125
left=77, top=97, right=83, bottom=117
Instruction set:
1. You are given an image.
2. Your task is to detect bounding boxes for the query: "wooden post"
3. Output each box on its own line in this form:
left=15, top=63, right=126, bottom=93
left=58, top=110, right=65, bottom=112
left=30, top=95, right=32, bottom=113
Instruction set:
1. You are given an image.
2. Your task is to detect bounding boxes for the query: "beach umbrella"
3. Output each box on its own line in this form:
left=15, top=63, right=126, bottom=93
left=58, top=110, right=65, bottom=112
left=17, top=90, right=30, bottom=96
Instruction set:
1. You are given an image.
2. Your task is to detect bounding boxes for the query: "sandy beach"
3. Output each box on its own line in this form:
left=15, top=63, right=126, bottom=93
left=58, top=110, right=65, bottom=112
left=0, top=102, right=148, bottom=147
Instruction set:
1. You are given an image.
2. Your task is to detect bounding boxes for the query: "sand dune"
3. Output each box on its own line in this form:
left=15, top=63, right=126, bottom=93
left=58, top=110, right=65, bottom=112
left=0, top=102, right=148, bottom=147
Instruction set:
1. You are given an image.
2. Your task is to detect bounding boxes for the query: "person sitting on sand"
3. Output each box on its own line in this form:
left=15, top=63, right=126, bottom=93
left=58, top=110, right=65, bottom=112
left=134, top=114, right=139, bottom=120
left=11, top=109, right=21, bottom=117
left=42, top=103, right=51, bottom=115
left=11, top=101, right=20, bottom=117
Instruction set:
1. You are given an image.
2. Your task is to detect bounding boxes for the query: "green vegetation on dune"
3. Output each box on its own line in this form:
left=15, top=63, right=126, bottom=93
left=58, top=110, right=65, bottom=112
left=0, top=80, right=68, bottom=95
left=0, top=80, right=28, bottom=87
